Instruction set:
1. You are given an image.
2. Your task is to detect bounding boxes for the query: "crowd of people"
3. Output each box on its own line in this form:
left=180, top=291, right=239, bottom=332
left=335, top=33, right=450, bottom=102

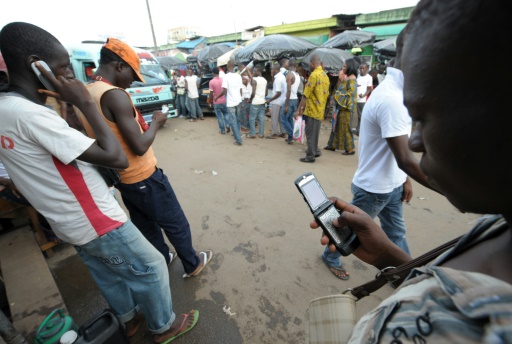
left=0, top=0, right=510, bottom=342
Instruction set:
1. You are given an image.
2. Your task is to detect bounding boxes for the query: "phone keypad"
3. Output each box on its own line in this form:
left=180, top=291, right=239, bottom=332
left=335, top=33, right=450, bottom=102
left=318, top=207, right=352, bottom=244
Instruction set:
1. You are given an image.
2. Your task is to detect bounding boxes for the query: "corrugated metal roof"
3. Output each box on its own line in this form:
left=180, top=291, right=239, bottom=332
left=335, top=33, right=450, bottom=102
left=176, top=37, right=206, bottom=49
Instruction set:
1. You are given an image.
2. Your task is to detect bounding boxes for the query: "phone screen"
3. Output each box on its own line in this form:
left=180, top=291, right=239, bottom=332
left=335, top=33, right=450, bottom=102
left=302, top=178, right=328, bottom=211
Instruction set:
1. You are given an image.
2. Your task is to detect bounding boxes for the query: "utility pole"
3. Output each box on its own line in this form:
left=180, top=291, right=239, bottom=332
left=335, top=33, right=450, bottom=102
left=146, top=0, right=159, bottom=53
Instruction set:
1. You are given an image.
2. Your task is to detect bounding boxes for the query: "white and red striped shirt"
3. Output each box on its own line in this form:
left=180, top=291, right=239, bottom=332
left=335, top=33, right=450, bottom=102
left=0, top=94, right=127, bottom=245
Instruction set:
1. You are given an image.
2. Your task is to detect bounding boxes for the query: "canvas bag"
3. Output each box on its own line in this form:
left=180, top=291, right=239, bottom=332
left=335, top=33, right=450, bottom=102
left=177, top=87, right=186, bottom=95
left=305, top=293, right=357, bottom=344
left=305, top=236, right=461, bottom=344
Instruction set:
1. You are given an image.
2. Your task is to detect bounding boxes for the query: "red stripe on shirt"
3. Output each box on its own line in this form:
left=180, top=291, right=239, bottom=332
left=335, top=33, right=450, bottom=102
left=52, top=156, right=123, bottom=235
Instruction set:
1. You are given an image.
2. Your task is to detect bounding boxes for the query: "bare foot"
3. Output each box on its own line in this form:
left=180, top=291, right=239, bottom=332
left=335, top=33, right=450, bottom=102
left=153, top=309, right=199, bottom=343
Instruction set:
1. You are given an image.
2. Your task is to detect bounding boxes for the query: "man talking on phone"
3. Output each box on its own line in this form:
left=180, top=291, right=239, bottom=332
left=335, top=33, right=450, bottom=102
left=0, top=22, right=199, bottom=342
left=74, top=38, right=213, bottom=278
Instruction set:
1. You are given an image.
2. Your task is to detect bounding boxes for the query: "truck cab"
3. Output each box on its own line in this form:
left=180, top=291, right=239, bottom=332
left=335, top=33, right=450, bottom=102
left=67, top=43, right=177, bottom=123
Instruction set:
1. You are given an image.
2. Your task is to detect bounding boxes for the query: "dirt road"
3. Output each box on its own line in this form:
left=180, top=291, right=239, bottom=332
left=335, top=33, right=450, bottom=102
left=47, top=115, right=479, bottom=343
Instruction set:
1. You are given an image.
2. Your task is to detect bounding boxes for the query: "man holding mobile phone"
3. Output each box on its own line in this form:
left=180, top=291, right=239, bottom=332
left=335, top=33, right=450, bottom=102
left=312, top=1, right=511, bottom=341
left=73, top=38, right=213, bottom=279
left=0, top=22, right=199, bottom=342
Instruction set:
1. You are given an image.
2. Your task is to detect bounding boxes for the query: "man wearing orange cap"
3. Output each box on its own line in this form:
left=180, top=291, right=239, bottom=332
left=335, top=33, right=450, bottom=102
left=74, top=37, right=213, bottom=287
left=0, top=23, right=199, bottom=343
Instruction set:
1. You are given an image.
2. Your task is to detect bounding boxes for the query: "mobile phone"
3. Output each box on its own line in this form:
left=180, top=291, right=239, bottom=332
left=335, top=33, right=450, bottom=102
left=294, top=172, right=359, bottom=256
left=30, top=61, right=56, bottom=92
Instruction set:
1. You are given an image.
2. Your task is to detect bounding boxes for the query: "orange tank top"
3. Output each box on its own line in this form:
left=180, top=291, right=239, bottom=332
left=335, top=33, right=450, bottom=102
left=74, top=81, right=157, bottom=184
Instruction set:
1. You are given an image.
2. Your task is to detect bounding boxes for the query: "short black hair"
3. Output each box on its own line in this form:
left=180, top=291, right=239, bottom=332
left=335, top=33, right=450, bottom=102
left=99, top=47, right=124, bottom=65
left=0, top=22, right=61, bottom=73
left=212, top=67, right=219, bottom=75
left=345, top=58, right=360, bottom=76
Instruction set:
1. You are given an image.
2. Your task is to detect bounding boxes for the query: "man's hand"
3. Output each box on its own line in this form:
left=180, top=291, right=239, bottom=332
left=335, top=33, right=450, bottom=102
left=34, top=62, right=94, bottom=108
left=311, top=197, right=411, bottom=269
left=402, top=178, right=413, bottom=203
left=151, top=111, right=168, bottom=128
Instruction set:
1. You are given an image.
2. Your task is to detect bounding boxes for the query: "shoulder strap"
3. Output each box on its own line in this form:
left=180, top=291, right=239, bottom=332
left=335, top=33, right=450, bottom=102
left=350, top=235, right=461, bottom=300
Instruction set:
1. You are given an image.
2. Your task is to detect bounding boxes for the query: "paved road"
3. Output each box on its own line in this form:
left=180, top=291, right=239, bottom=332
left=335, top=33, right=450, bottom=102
left=46, top=115, right=479, bottom=343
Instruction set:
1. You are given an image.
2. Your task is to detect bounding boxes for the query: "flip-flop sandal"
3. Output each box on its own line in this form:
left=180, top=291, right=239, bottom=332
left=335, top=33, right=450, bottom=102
left=160, top=310, right=199, bottom=344
left=167, top=251, right=176, bottom=266
left=322, top=256, right=350, bottom=280
left=183, top=250, right=213, bottom=278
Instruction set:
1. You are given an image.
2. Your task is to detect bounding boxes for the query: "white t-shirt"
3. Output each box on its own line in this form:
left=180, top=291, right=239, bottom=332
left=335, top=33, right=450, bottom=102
left=185, top=75, right=199, bottom=98
left=252, top=76, right=268, bottom=105
left=177, top=75, right=186, bottom=88
left=222, top=72, right=243, bottom=107
left=352, top=68, right=411, bottom=194
left=0, top=94, right=127, bottom=245
left=242, top=82, right=252, bottom=100
left=271, top=72, right=287, bottom=106
left=0, top=160, right=8, bottom=179
left=357, top=73, right=373, bottom=104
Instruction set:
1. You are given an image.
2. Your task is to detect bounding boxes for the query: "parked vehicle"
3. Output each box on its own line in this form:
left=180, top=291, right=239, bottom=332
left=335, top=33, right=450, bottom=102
left=67, top=43, right=177, bottom=123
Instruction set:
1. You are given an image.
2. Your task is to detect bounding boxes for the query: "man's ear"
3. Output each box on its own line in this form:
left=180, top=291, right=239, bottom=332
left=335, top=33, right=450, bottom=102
left=115, top=61, right=124, bottom=73
left=26, top=55, right=41, bottom=71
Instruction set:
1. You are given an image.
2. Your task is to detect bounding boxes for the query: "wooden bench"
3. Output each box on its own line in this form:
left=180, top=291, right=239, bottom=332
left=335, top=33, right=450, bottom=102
left=0, top=199, right=67, bottom=342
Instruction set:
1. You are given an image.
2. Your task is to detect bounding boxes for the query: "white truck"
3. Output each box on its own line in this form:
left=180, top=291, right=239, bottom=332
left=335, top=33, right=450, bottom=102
left=67, top=43, right=177, bottom=123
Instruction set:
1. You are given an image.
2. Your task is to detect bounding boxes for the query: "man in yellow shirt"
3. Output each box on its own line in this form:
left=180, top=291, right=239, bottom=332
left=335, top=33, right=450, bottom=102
left=295, top=54, right=330, bottom=163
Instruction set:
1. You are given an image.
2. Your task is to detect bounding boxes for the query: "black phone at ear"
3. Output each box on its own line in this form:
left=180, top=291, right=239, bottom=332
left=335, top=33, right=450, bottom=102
left=30, top=61, right=56, bottom=92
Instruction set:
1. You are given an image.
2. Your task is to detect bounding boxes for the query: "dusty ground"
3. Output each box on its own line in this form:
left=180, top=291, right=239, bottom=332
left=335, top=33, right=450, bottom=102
left=46, top=114, right=480, bottom=343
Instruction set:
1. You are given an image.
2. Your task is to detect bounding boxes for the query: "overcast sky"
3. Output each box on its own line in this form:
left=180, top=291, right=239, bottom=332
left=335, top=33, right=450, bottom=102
left=1, top=0, right=419, bottom=47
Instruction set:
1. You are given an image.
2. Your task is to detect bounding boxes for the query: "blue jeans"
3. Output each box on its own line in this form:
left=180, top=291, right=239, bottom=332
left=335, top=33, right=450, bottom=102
left=249, top=104, right=265, bottom=136
left=241, top=99, right=250, bottom=129
left=213, top=103, right=230, bottom=133
left=228, top=103, right=243, bottom=144
left=116, top=168, right=200, bottom=274
left=75, top=220, right=175, bottom=334
left=323, top=183, right=409, bottom=266
left=280, top=99, right=298, bottom=141
left=176, top=93, right=187, bottom=117
left=188, top=97, right=202, bottom=119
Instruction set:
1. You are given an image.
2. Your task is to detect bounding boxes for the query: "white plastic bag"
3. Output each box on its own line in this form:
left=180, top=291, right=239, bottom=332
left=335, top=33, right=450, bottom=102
left=293, top=116, right=305, bottom=143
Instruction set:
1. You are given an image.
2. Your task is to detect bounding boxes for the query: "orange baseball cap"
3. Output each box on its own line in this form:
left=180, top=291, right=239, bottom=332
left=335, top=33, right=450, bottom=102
left=103, top=38, right=145, bottom=83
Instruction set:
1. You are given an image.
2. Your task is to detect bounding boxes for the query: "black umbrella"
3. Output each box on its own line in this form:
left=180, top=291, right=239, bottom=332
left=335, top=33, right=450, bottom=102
left=156, top=56, right=187, bottom=70
left=234, top=34, right=318, bottom=64
left=196, top=44, right=233, bottom=66
left=321, top=30, right=376, bottom=50
left=301, top=47, right=354, bottom=75
left=373, top=37, right=397, bottom=58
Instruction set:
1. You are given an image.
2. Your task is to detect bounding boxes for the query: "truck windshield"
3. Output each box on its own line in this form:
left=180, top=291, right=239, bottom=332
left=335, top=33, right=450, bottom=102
left=132, top=64, right=170, bottom=86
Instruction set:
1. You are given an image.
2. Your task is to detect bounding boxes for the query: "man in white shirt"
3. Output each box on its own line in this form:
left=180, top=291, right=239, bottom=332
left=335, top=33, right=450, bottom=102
left=0, top=22, right=199, bottom=342
left=240, top=75, right=252, bottom=131
left=265, top=63, right=286, bottom=139
left=281, top=58, right=300, bottom=144
left=354, top=62, right=373, bottom=136
left=247, top=65, right=268, bottom=138
left=185, top=68, right=203, bottom=122
left=321, top=31, right=434, bottom=281
left=175, top=69, right=188, bottom=118
left=214, top=59, right=243, bottom=146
